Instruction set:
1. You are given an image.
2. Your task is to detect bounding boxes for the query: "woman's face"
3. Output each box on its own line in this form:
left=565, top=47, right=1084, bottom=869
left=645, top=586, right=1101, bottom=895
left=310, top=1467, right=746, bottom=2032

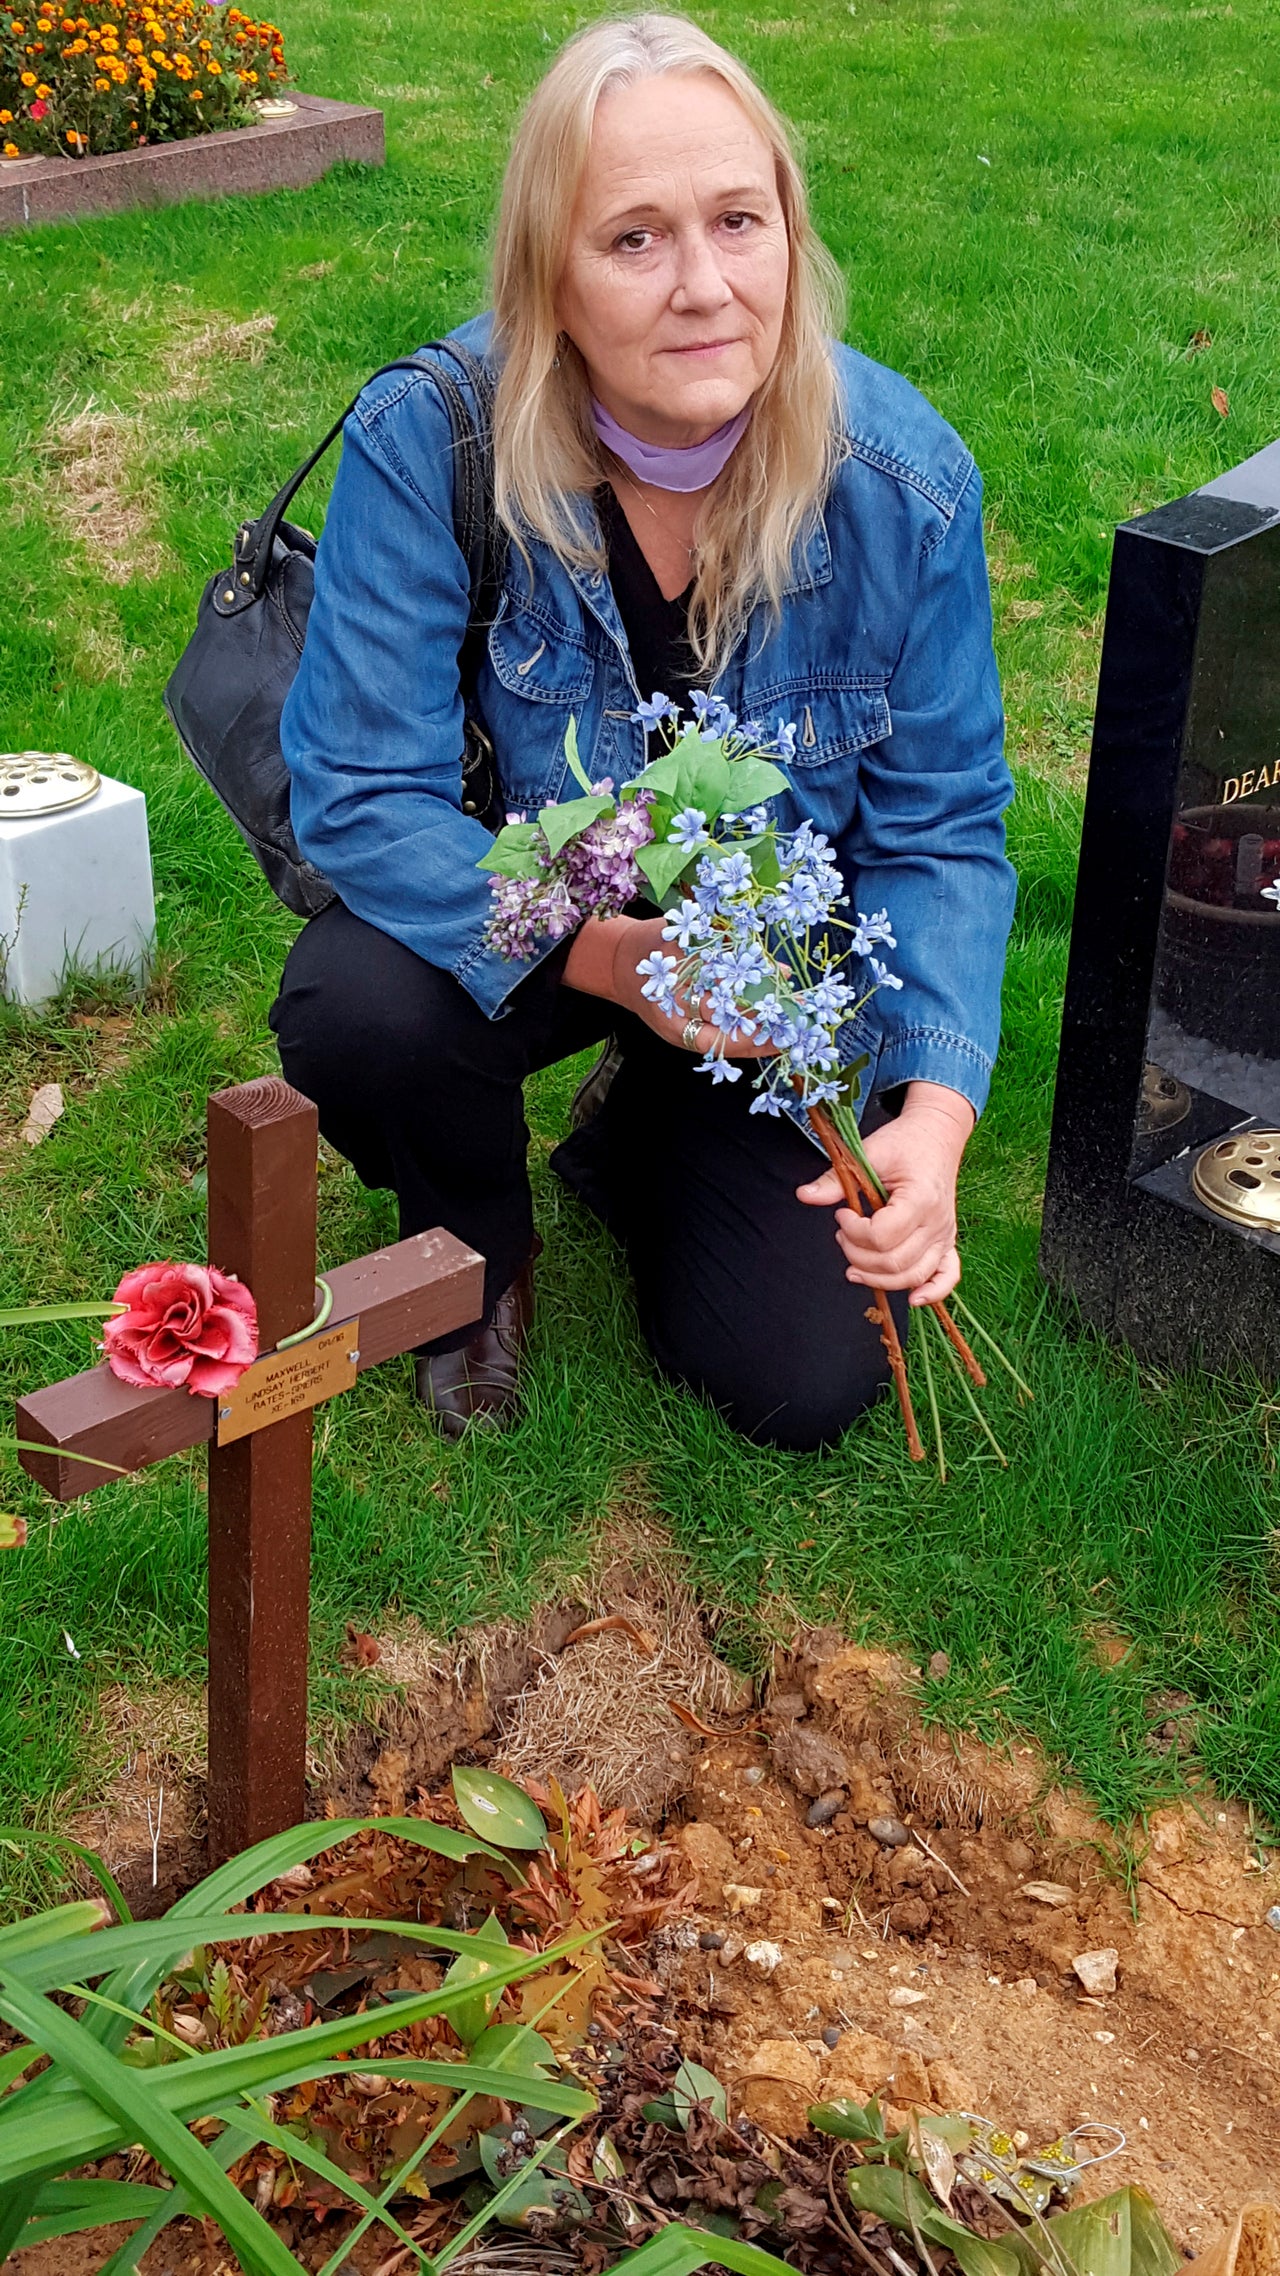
left=555, top=72, right=790, bottom=450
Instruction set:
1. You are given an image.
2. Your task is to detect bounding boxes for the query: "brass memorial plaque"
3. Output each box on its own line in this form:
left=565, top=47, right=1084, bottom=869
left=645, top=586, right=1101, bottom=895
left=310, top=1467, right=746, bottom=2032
left=216, top=1319, right=360, bottom=1445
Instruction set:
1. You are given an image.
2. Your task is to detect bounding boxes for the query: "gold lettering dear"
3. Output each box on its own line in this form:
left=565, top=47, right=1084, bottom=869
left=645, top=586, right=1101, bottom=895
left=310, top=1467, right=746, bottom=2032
left=1220, top=766, right=1277, bottom=804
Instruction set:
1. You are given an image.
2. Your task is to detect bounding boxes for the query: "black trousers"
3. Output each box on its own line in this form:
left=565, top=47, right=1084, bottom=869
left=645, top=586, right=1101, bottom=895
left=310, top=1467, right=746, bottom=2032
left=269, top=901, right=907, bottom=1452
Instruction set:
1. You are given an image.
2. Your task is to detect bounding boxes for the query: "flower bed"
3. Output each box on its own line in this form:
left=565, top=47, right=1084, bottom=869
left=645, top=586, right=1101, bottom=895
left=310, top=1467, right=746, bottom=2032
left=0, top=0, right=286, bottom=159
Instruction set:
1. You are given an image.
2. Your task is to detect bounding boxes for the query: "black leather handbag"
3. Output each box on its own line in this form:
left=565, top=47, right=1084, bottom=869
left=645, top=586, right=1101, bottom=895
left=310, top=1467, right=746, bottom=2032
left=163, top=340, right=500, bottom=920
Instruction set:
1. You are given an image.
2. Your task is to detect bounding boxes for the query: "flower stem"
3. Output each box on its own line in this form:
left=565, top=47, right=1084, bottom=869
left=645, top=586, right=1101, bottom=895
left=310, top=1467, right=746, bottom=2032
left=931, top=1309, right=1009, bottom=1466
left=806, top=1103, right=925, bottom=1461
left=929, top=1300, right=987, bottom=1387
left=917, top=1297, right=947, bottom=1484
left=950, top=1292, right=1035, bottom=1403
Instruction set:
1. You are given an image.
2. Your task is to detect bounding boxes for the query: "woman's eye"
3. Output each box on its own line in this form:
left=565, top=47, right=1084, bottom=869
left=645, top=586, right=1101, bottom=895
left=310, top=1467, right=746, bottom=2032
left=720, top=210, right=757, bottom=234
left=615, top=228, right=655, bottom=253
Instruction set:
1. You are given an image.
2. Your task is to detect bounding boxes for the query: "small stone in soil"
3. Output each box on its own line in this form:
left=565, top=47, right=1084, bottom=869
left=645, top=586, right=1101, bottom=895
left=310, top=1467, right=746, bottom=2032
left=700, top=1929, right=725, bottom=1951
left=744, top=1938, right=784, bottom=1974
left=868, top=1815, right=911, bottom=1847
left=822, top=2025, right=842, bottom=2048
left=1267, top=1905, right=1280, bottom=1931
left=743, top=1765, right=766, bottom=1784
left=1072, top=1946, right=1119, bottom=1996
left=928, top=1650, right=951, bottom=1680
left=806, top=1788, right=847, bottom=1827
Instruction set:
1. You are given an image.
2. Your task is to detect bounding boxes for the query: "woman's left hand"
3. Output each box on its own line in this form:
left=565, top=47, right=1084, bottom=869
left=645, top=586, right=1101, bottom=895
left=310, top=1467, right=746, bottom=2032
left=795, top=1082, right=975, bottom=1306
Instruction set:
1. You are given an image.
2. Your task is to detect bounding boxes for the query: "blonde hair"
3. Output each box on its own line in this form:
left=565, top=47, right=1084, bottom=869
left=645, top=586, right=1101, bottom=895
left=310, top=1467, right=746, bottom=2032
left=490, top=12, right=846, bottom=677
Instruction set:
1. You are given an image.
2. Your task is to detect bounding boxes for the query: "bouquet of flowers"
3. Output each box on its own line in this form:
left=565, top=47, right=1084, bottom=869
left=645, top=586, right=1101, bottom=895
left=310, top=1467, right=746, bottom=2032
left=481, top=698, right=1029, bottom=1472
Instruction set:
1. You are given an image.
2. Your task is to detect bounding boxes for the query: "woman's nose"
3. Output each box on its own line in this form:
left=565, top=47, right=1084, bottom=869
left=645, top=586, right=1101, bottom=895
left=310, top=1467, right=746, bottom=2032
left=670, top=230, right=734, bottom=313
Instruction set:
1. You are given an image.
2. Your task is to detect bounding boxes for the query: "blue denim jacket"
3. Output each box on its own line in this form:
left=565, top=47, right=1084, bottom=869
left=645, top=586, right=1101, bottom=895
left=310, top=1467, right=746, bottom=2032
left=283, top=315, right=1016, bottom=1115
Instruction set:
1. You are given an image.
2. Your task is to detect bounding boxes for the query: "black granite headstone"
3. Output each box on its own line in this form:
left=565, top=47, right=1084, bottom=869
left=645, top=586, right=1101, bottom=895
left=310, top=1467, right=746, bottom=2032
left=1041, top=439, right=1280, bottom=1373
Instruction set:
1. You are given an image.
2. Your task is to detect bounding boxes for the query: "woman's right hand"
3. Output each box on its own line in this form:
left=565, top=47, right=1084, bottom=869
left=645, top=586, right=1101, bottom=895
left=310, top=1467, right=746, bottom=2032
left=563, top=912, right=765, bottom=1057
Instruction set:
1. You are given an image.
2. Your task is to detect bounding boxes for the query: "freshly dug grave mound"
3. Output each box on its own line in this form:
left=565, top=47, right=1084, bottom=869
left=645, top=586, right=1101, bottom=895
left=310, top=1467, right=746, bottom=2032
left=38, top=1565, right=1280, bottom=2270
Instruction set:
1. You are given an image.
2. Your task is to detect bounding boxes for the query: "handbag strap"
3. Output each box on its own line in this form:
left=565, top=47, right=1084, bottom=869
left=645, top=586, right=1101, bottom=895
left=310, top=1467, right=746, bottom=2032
left=228, top=339, right=496, bottom=618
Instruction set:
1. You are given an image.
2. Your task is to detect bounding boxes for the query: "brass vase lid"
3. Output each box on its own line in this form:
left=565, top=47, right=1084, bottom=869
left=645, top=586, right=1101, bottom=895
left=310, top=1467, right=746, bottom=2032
left=0, top=753, right=100, bottom=818
left=1191, top=1130, right=1280, bottom=1230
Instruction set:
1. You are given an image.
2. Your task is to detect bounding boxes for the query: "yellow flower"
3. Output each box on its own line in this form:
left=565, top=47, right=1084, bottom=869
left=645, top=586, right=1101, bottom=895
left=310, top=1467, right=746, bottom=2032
left=1, top=140, right=18, bottom=156
left=0, top=107, right=11, bottom=119
left=9, top=18, right=25, bottom=30
left=35, top=11, right=51, bottom=23
left=35, top=76, right=48, bottom=89
left=20, top=67, right=35, bottom=81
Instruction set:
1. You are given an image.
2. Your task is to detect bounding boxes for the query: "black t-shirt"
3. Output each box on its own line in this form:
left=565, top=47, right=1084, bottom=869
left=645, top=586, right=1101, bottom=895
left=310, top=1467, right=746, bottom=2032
left=598, top=485, right=699, bottom=715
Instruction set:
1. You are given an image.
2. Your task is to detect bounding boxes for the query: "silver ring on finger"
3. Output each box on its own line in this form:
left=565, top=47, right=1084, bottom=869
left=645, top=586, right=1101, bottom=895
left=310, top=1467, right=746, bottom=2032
left=682, top=1016, right=703, bottom=1052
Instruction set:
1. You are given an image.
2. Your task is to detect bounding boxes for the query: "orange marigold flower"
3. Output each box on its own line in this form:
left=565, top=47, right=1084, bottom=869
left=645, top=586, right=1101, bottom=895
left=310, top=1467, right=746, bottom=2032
left=2, top=138, right=19, bottom=154
left=19, top=67, right=35, bottom=80
left=0, top=107, right=11, bottom=120
left=65, top=123, right=80, bottom=138
left=9, top=17, right=25, bottom=28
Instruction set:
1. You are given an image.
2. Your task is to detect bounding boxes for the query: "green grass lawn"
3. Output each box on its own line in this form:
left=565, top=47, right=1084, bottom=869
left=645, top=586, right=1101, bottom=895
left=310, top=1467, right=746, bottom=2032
left=2, top=0, right=1280, bottom=1890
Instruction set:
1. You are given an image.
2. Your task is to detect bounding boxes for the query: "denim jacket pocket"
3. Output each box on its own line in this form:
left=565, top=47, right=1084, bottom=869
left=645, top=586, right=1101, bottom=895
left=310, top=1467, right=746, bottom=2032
left=488, top=599, right=594, bottom=706
left=748, top=679, right=891, bottom=768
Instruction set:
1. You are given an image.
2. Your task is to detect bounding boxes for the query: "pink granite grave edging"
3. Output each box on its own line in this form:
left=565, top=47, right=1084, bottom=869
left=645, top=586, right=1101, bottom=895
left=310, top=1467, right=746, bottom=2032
left=0, top=91, right=383, bottom=232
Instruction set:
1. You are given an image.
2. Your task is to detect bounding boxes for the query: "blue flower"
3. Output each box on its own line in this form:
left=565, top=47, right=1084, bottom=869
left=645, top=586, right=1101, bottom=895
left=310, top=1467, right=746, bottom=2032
left=749, top=1088, right=785, bottom=1116
left=870, top=956, right=904, bottom=992
left=802, top=975, right=853, bottom=1022
left=663, top=897, right=714, bottom=953
left=694, top=1051, right=741, bottom=1084
left=632, top=692, right=677, bottom=730
left=691, top=690, right=736, bottom=739
left=770, top=719, right=798, bottom=761
left=669, top=806, right=711, bottom=851
left=857, top=907, right=897, bottom=950
left=636, top=949, right=681, bottom=1015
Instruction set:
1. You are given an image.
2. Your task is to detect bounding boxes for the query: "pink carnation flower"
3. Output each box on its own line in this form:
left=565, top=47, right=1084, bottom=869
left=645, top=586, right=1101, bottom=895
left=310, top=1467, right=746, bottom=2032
left=103, top=1261, right=258, bottom=1397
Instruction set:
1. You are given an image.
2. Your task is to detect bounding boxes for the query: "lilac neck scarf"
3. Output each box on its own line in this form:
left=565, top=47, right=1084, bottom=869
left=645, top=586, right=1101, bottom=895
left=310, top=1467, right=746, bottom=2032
left=591, top=395, right=751, bottom=492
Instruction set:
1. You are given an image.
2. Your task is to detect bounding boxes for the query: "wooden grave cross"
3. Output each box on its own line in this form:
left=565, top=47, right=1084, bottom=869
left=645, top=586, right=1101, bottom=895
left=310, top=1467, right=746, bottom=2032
left=13, top=1077, right=485, bottom=1864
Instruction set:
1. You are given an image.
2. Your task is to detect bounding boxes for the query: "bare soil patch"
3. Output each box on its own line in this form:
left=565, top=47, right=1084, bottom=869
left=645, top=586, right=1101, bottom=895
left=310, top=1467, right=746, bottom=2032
left=25, top=1559, right=1280, bottom=2272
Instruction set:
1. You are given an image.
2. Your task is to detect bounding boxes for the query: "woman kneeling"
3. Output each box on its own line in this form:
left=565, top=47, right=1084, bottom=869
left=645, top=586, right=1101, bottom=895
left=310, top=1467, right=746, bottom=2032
left=271, top=12, right=1016, bottom=1454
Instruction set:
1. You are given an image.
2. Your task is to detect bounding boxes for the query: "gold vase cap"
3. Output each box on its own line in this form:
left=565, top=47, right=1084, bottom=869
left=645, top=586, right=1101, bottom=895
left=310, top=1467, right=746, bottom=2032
left=0, top=753, right=100, bottom=818
left=1191, top=1131, right=1280, bottom=1230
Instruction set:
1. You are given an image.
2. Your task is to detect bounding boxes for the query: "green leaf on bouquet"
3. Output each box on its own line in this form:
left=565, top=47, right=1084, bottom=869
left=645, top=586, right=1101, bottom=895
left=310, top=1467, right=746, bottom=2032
left=478, top=823, right=543, bottom=878
left=538, top=793, right=614, bottom=858
left=637, top=838, right=698, bottom=905
left=674, top=742, right=731, bottom=821
left=724, top=755, right=789, bottom=808
left=563, top=714, right=594, bottom=795
left=630, top=747, right=684, bottom=798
